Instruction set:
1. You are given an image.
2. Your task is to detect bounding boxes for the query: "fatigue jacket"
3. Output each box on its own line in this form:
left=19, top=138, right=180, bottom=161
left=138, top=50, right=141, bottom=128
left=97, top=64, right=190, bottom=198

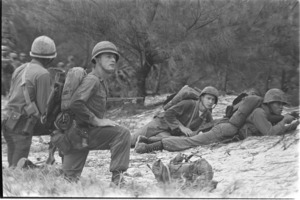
left=157, top=99, right=213, bottom=133
left=5, top=60, right=51, bottom=116
left=244, top=104, right=286, bottom=136
left=70, top=71, right=108, bottom=127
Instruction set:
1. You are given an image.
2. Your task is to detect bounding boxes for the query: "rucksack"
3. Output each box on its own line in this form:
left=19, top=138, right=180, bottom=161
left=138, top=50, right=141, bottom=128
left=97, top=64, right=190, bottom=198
left=163, top=85, right=201, bottom=110
left=55, top=67, right=87, bottom=130
left=44, top=67, right=86, bottom=131
left=61, top=67, right=87, bottom=111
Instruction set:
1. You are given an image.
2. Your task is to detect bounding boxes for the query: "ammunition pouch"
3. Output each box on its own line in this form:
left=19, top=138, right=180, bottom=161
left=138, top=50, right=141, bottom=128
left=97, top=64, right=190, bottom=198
left=51, top=120, right=89, bottom=155
left=4, top=110, right=22, bottom=131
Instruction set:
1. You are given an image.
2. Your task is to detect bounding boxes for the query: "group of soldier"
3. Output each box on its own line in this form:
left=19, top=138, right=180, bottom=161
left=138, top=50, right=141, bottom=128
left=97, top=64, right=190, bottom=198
left=2, top=35, right=299, bottom=187
left=1, top=46, right=27, bottom=96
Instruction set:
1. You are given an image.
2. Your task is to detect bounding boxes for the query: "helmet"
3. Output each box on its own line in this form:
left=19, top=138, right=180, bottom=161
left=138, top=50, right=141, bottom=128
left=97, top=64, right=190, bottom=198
left=30, top=36, right=57, bottom=59
left=2, top=45, right=10, bottom=52
left=263, top=88, right=288, bottom=104
left=9, top=52, right=18, bottom=60
left=200, top=86, right=219, bottom=104
left=57, top=62, right=64, bottom=68
left=91, top=41, right=119, bottom=64
left=20, top=52, right=26, bottom=57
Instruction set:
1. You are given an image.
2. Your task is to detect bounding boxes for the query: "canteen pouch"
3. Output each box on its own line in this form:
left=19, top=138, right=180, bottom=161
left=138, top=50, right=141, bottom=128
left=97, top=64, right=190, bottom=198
left=24, top=102, right=39, bottom=116
left=5, top=111, right=22, bottom=131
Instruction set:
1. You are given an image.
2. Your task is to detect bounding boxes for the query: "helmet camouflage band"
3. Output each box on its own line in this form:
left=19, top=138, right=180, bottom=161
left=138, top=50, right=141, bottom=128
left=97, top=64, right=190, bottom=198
left=91, top=41, right=120, bottom=64
left=200, top=86, right=219, bottom=104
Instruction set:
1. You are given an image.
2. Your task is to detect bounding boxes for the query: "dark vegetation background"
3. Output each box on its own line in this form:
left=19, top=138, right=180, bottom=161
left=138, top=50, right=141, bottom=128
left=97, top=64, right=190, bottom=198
left=2, top=0, right=299, bottom=105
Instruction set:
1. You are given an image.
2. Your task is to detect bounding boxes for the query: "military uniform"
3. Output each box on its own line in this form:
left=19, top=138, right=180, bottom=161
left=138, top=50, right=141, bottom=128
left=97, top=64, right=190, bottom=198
left=131, top=99, right=213, bottom=146
left=3, top=61, right=51, bottom=167
left=62, top=72, right=131, bottom=181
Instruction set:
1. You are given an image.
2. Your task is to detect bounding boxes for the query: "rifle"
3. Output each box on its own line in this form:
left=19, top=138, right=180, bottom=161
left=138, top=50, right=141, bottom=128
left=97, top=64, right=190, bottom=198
left=267, top=110, right=299, bottom=124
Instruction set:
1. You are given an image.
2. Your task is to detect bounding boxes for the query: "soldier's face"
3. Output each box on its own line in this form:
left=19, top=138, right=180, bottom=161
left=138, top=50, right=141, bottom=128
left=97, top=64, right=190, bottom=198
left=97, top=53, right=116, bottom=74
left=201, top=94, right=216, bottom=109
left=269, top=101, right=284, bottom=115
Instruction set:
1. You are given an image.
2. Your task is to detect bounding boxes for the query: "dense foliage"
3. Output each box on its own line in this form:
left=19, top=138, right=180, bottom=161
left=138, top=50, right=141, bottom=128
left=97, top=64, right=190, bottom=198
left=2, top=0, right=299, bottom=104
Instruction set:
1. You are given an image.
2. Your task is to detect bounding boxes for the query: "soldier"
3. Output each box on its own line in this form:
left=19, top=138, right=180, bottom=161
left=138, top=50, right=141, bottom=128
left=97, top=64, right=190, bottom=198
left=61, top=41, right=131, bottom=186
left=132, top=86, right=219, bottom=148
left=135, top=88, right=298, bottom=153
left=2, top=36, right=56, bottom=167
left=10, top=52, right=22, bottom=69
left=56, top=62, right=65, bottom=70
left=65, top=55, right=76, bottom=72
left=1, top=45, right=15, bottom=96
left=19, top=52, right=27, bottom=64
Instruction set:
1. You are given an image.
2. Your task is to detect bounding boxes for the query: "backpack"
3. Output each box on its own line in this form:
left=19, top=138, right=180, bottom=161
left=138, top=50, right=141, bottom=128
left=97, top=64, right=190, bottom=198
left=61, top=67, right=87, bottom=111
left=55, top=67, right=87, bottom=130
left=163, top=85, right=201, bottom=110
left=150, top=153, right=217, bottom=190
left=44, top=67, right=86, bottom=131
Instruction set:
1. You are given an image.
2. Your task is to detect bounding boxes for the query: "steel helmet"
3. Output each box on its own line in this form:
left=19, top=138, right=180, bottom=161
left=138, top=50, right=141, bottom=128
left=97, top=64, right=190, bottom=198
left=263, top=88, right=288, bottom=105
left=30, top=36, right=57, bottom=59
left=91, top=41, right=119, bottom=64
left=2, top=45, right=10, bottom=52
left=200, top=86, right=219, bottom=104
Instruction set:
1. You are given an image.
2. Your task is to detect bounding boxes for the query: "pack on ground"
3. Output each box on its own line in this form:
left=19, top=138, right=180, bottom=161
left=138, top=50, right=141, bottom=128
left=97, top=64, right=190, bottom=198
left=163, top=85, right=201, bottom=110
left=61, top=67, right=87, bottom=111
left=150, top=153, right=217, bottom=190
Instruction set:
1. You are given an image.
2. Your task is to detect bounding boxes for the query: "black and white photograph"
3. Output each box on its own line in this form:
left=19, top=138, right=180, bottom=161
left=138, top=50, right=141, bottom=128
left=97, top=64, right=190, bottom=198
left=1, top=0, right=299, bottom=198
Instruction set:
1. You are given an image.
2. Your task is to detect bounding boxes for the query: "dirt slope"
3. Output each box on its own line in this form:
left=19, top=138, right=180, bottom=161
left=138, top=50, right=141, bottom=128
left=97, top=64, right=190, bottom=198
left=1, top=95, right=299, bottom=198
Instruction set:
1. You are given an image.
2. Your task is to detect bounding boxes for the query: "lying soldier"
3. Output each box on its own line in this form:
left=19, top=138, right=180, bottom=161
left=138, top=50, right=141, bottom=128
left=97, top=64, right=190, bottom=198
left=131, top=86, right=219, bottom=148
left=135, top=88, right=299, bottom=153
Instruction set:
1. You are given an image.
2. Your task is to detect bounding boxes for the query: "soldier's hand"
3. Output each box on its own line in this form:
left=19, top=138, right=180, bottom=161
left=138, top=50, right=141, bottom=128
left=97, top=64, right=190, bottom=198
left=286, top=120, right=299, bottom=131
left=179, top=126, right=193, bottom=137
left=283, top=114, right=295, bottom=124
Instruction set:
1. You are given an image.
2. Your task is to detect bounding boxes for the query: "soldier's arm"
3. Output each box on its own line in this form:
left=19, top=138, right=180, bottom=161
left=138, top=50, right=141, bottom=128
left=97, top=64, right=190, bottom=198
left=70, top=76, right=98, bottom=124
left=164, top=100, right=192, bottom=131
left=250, top=108, right=287, bottom=136
left=36, top=73, right=51, bottom=115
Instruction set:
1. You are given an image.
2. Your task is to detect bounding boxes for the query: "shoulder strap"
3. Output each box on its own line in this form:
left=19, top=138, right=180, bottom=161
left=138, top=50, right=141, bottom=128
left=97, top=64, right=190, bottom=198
left=187, top=100, right=199, bottom=128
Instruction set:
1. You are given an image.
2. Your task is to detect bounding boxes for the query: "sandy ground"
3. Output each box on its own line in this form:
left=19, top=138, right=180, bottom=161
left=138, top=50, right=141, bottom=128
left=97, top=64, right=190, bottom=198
left=1, top=94, right=299, bottom=198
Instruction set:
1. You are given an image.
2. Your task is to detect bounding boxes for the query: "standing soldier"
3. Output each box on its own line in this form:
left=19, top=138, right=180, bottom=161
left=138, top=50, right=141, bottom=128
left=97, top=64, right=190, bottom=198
left=2, top=36, right=56, bottom=167
left=1, top=45, right=14, bottom=96
left=65, top=55, right=76, bottom=72
left=9, top=52, right=21, bottom=69
left=62, top=41, right=131, bottom=186
left=19, top=52, right=27, bottom=64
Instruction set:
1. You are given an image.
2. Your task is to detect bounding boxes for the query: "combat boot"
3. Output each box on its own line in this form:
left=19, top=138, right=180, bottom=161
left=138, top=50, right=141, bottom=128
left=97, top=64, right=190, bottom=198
left=135, top=141, right=163, bottom=154
left=110, top=171, right=125, bottom=187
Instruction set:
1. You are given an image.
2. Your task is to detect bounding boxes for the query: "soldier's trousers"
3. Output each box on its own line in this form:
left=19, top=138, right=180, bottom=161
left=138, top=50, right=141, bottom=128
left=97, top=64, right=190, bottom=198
left=131, top=118, right=171, bottom=147
left=3, top=127, right=32, bottom=167
left=162, top=123, right=238, bottom=151
left=62, top=125, right=131, bottom=181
